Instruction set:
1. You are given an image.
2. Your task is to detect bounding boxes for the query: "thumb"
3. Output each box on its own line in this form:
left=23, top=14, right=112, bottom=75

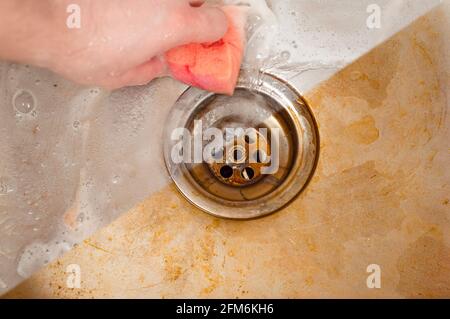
left=178, top=6, right=229, bottom=44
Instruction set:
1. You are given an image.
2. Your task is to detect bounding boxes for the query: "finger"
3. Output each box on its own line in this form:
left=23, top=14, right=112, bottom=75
left=178, top=5, right=228, bottom=44
left=101, top=57, right=165, bottom=90
left=180, top=0, right=205, bottom=7
left=188, top=0, right=205, bottom=8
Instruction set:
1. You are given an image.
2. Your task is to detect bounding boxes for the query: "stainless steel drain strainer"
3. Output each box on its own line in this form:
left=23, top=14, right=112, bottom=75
left=163, top=72, right=319, bottom=219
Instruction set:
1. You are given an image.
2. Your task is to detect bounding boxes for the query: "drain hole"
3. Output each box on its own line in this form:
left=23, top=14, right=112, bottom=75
left=220, top=165, right=234, bottom=179
left=233, top=149, right=244, bottom=162
left=244, top=134, right=255, bottom=144
left=241, top=167, right=255, bottom=180
left=254, top=150, right=267, bottom=163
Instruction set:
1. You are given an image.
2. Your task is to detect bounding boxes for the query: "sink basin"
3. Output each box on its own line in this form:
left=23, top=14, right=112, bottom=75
left=1, top=0, right=449, bottom=297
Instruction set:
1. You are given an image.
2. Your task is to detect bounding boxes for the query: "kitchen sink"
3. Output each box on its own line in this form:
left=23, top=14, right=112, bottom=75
left=1, top=0, right=449, bottom=297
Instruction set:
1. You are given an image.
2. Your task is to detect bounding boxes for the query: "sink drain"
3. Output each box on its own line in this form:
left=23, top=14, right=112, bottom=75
left=208, top=128, right=271, bottom=187
left=163, top=72, right=319, bottom=219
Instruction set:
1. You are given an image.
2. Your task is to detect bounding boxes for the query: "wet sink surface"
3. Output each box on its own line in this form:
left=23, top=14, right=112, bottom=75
left=3, top=1, right=450, bottom=297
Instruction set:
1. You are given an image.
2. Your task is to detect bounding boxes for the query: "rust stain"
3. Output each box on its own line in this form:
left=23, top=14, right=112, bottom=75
left=344, top=116, right=380, bottom=145
left=84, top=240, right=114, bottom=255
left=397, top=232, right=450, bottom=298
left=163, top=254, right=184, bottom=282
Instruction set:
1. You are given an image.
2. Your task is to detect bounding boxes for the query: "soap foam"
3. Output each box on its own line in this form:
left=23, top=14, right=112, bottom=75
left=205, top=0, right=277, bottom=70
left=224, top=1, right=278, bottom=66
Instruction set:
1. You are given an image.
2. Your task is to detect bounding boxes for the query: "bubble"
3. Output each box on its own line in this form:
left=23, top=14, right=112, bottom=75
left=112, top=175, right=121, bottom=184
left=0, top=176, right=15, bottom=196
left=77, top=212, right=85, bottom=223
left=280, top=51, right=291, bottom=61
left=13, top=89, right=36, bottom=114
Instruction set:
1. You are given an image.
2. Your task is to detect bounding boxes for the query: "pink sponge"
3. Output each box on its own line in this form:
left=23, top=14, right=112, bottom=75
left=165, top=6, right=247, bottom=95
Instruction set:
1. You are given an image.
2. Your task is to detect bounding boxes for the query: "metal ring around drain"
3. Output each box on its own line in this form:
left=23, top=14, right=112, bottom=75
left=163, top=71, right=320, bottom=219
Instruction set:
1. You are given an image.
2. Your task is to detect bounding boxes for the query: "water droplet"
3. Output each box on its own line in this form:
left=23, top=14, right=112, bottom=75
left=280, top=51, right=291, bottom=61
left=112, top=175, right=121, bottom=184
left=0, top=176, right=15, bottom=196
left=13, top=90, right=36, bottom=114
left=73, top=121, right=80, bottom=129
left=77, top=213, right=85, bottom=223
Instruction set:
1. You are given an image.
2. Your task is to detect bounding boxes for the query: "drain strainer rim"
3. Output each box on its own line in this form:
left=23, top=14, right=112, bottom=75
left=164, top=72, right=320, bottom=220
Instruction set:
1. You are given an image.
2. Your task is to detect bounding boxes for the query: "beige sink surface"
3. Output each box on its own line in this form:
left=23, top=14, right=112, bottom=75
left=6, top=6, right=450, bottom=298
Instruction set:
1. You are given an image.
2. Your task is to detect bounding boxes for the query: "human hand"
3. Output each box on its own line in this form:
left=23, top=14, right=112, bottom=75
left=0, top=0, right=228, bottom=89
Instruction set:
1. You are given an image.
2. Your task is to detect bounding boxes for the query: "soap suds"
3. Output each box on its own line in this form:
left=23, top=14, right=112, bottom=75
left=220, top=0, right=279, bottom=69
left=17, top=241, right=72, bottom=278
